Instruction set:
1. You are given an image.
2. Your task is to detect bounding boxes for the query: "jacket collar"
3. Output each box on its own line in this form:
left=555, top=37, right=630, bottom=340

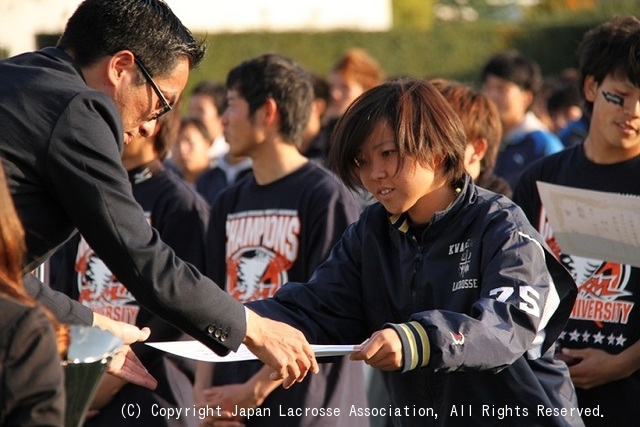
left=41, top=47, right=86, bottom=83
left=388, top=174, right=472, bottom=236
left=127, top=159, right=164, bottom=184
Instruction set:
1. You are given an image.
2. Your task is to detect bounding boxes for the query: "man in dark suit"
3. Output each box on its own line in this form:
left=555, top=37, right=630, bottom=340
left=0, top=0, right=317, bottom=389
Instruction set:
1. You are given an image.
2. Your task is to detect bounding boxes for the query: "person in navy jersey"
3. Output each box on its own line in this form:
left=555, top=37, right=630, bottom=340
left=195, top=53, right=366, bottom=427
left=513, top=16, right=640, bottom=426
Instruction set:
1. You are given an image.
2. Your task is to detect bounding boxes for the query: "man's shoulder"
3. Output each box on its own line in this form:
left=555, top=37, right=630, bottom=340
left=527, top=128, right=560, bottom=142
left=151, top=169, right=210, bottom=209
left=198, top=165, right=226, bottom=182
left=523, top=144, right=578, bottom=179
left=298, top=161, right=345, bottom=188
left=2, top=48, right=96, bottom=98
left=525, top=129, right=564, bottom=154
left=511, top=146, right=577, bottom=201
left=1, top=48, right=116, bottom=133
left=299, top=162, right=362, bottom=206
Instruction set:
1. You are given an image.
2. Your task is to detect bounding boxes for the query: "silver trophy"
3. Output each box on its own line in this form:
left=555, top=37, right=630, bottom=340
left=62, top=325, right=123, bottom=427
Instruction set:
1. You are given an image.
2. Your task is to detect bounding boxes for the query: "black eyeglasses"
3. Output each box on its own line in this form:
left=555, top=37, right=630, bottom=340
left=134, top=56, right=172, bottom=120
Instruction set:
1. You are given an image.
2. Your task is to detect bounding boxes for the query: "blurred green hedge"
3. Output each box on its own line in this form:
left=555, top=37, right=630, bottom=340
left=188, top=19, right=599, bottom=93
left=27, top=18, right=607, bottom=94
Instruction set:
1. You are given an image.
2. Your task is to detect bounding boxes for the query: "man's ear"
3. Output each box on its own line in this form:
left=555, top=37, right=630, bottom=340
left=314, top=97, right=328, bottom=118
left=470, top=137, right=488, bottom=162
left=262, top=97, right=279, bottom=126
left=523, top=89, right=535, bottom=110
left=583, top=75, right=597, bottom=102
left=108, top=50, right=137, bottom=85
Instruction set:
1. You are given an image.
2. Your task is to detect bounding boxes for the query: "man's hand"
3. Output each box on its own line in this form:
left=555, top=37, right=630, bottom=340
left=107, top=345, right=157, bottom=389
left=92, top=312, right=150, bottom=344
left=562, top=347, right=634, bottom=390
left=92, top=312, right=158, bottom=389
left=242, top=309, right=318, bottom=389
left=350, top=328, right=403, bottom=371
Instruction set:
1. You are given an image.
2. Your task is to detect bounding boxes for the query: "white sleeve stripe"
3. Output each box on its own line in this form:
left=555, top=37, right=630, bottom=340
left=518, top=231, right=562, bottom=359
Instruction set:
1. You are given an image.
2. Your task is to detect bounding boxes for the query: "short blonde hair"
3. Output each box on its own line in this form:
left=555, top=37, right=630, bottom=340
left=331, top=48, right=384, bottom=91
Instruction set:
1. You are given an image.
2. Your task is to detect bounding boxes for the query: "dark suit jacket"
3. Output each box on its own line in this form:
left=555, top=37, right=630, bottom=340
left=0, top=47, right=245, bottom=355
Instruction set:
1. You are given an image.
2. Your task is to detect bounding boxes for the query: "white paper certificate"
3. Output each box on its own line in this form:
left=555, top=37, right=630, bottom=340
left=536, top=181, right=640, bottom=267
left=147, top=341, right=358, bottom=362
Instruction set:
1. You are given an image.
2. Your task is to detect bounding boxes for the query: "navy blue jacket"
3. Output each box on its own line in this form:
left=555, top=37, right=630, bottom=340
left=249, top=176, right=582, bottom=426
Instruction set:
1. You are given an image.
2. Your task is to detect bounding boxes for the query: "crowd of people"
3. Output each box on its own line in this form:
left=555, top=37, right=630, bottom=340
left=1, top=1, right=639, bottom=426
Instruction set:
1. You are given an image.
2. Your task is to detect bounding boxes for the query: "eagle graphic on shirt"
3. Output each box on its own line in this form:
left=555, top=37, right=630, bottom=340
left=539, top=206, right=634, bottom=327
left=225, top=210, right=300, bottom=302
left=74, top=213, right=153, bottom=324
left=75, top=238, right=139, bottom=324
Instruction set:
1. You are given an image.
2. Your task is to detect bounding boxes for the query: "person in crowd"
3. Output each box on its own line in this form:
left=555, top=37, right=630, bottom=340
left=512, top=15, right=640, bottom=426
left=166, top=83, right=232, bottom=186
left=185, top=81, right=253, bottom=206
left=532, top=76, right=559, bottom=133
left=170, top=117, right=215, bottom=185
left=51, top=106, right=206, bottom=426
left=552, top=68, right=591, bottom=148
left=306, top=48, right=384, bottom=163
left=194, top=152, right=253, bottom=207
left=0, top=0, right=317, bottom=391
left=432, top=78, right=511, bottom=197
left=187, top=80, right=230, bottom=160
left=245, top=78, right=581, bottom=426
left=547, top=80, right=584, bottom=136
left=480, top=50, right=564, bottom=190
left=547, top=80, right=590, bottom=148
left=0, top=160, right=66, bottom=426
left=300, top=72, right=330, bottom=161
left=194, top=53, right=366, bottom=427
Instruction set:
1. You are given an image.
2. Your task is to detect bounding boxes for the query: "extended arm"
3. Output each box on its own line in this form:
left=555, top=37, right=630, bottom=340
left=23, top=272, right=92, bottom=325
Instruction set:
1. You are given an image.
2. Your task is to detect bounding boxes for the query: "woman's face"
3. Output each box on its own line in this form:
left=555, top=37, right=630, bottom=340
left=174, top=123, right=211, bottom=180
left=355, top=122, right=448, bottom=224
left=328, top=71, right=365, bottom=118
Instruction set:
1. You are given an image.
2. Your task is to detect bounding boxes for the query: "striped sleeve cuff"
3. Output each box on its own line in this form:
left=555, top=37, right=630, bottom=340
left=385, top=321, right=430, bottom=373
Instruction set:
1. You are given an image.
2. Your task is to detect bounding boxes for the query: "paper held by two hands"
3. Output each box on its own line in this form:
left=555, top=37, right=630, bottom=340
left=146, top=340, right=358, bottom=362
left=150, top=184, right=639, bottom=363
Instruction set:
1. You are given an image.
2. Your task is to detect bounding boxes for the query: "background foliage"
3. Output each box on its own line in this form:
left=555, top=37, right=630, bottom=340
left=186, top=0, right=638, bottom=93
left=189, top=19, right=594, bottom=92
left=27, top=0, right=639, bottom=95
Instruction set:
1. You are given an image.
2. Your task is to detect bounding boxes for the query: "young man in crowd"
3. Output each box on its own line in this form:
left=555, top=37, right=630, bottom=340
left=195, top=53, right=366, bottom=426
left=513, top=15, right=640, bottom=426
left=480, top=50, right=564, bottom=190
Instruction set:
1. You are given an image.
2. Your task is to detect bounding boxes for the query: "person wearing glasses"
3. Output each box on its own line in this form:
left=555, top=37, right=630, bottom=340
left=48, top=104, right=207, bottom=426
left=0, top=0, right=317, bottom=396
